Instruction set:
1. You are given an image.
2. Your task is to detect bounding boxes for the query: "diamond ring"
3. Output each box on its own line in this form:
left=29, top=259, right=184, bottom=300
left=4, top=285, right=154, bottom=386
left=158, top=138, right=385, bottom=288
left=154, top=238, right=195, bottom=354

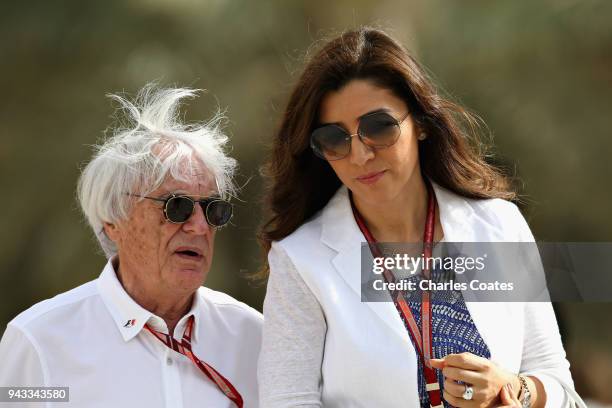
left=462, top=384, right=474, bottom=400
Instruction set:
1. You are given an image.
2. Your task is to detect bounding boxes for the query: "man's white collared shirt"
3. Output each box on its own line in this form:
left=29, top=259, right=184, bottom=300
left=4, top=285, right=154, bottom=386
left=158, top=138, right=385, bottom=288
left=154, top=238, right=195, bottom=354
left=0, top=260, right=263, bottom=408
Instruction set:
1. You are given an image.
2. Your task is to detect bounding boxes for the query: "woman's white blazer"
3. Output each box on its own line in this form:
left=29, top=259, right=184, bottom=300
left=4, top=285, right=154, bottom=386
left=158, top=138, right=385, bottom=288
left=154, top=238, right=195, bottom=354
left=258, top=183, right=577, bottom=407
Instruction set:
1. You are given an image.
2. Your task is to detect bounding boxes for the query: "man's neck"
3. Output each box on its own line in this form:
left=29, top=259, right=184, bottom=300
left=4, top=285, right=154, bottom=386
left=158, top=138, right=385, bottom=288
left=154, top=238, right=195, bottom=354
left=114, top=259, right=193, bottom=336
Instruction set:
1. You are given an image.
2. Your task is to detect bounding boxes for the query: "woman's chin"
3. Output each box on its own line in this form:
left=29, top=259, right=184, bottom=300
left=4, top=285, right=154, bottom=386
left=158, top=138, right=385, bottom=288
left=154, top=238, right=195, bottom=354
left=350, top=182, right=395, bottom=205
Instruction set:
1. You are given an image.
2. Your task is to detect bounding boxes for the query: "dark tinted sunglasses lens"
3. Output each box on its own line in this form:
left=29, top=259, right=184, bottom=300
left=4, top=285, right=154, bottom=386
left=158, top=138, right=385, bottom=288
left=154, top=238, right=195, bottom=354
left=311, top=126, right=350, bottom=160
left=360, top=113, right=400, bottom=147
left=205, top=200, right=233, bottom=227
left=165, top=196, right=194, bottom=222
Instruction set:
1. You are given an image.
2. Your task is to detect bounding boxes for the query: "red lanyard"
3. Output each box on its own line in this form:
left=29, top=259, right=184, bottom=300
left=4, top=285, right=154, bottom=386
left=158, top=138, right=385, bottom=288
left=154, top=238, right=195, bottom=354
left=145, top=316, right=244, bottom=408
left=352, top=184, right=443, bottom=408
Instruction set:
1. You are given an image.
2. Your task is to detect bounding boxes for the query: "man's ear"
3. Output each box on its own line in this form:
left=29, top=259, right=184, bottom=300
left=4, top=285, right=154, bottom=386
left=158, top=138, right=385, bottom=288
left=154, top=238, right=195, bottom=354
left=103, top=222, right=120, bottom=243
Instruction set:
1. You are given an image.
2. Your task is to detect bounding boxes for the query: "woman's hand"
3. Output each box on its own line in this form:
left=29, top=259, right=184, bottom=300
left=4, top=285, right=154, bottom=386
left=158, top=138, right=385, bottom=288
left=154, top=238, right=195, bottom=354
left=499, top=383, right=522, bottom=407
left=430, top=353, right=520, bottom=407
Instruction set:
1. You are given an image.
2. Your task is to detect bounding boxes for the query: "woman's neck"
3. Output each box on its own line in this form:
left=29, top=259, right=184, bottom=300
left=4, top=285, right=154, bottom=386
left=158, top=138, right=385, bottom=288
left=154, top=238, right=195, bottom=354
left=353, top=176, right=429, bottom=243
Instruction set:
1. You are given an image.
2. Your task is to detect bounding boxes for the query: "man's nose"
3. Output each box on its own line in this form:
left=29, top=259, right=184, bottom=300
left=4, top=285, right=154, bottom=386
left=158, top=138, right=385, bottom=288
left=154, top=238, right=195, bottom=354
left=183, top=202, right=212, bottom=235
left=348, top=134, right=375, bottom=166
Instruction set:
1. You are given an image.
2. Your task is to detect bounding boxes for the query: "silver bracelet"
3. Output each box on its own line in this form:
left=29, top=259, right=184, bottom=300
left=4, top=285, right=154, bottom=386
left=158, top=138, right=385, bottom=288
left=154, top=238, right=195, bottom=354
left=518, top=375, right=532, bottom=408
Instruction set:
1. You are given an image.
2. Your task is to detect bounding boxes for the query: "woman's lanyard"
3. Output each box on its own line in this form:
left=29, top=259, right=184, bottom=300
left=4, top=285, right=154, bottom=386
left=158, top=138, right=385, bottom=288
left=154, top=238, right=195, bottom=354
left=351, top=184, right=443, bottom=408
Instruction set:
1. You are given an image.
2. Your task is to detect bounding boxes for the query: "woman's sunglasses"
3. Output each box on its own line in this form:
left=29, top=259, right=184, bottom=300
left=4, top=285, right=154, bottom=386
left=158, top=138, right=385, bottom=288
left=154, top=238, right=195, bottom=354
left=130, top=194, right=233, bottom=227
left=310, top=110, right=410, bottom=161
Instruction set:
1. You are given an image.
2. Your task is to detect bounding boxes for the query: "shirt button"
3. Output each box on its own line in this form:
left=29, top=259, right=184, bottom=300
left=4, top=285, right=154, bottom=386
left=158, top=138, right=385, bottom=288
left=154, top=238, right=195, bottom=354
left=166, top=357, right=173, bottom=366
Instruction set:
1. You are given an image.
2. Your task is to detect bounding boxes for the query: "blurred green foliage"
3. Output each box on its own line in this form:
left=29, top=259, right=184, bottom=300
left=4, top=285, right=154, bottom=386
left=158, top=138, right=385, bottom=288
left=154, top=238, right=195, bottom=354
left=1, top=0, right=611, bottom=402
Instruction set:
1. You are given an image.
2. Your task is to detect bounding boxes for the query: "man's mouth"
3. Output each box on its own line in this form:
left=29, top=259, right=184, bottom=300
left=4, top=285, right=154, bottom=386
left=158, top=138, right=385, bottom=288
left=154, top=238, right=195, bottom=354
left=174, top=247, right=204, bottom=260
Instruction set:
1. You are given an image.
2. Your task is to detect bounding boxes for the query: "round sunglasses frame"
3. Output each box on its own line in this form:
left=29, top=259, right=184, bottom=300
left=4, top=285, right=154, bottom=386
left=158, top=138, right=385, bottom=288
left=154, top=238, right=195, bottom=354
left=310, top=111, right=411, bottom=161
left=128, top=193, right=233, bottom=228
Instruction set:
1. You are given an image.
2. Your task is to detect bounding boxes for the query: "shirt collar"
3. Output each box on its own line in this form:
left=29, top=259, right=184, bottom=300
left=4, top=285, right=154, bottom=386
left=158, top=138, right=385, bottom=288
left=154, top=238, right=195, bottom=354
left=97, top=258, right=202, bottom=343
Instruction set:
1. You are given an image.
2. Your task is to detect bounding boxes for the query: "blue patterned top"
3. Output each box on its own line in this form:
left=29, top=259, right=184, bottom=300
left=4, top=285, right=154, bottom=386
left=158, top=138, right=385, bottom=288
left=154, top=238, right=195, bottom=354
left=404, top=269, right=491, bottom=407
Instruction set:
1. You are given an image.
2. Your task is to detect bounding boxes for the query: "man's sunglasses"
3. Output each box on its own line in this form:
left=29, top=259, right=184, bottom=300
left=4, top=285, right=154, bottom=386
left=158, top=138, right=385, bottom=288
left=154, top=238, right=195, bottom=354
left=310, top=110, right=410, bottom=161
left=130, top=194, right=233, bottom=227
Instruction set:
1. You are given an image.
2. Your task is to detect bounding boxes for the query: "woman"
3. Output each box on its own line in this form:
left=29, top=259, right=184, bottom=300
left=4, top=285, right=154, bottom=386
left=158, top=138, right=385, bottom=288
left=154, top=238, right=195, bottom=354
left=257, top=28, right=581, bottom=407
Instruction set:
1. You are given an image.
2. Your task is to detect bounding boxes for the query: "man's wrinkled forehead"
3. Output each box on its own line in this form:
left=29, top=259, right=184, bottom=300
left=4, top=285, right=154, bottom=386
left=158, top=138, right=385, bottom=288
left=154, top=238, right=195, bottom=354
left=158, top=169, right=218, bottom=196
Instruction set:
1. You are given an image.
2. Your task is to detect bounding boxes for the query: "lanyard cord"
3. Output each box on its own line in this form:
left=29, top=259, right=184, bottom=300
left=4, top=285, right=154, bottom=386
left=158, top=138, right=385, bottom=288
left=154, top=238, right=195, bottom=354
left=145, top=316, right=244, bottom=407
left=351, top=183, right=443, bottom=407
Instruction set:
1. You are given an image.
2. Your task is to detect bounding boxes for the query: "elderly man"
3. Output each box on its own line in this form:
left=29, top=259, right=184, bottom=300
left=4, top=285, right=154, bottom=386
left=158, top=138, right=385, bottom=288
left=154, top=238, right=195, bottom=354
left=0, top=85, right=262, bottom=407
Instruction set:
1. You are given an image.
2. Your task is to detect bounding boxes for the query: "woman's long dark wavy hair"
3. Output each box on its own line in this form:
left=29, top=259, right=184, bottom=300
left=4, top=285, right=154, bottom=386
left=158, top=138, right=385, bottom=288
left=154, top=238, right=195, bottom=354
left=257, top=27, right=516, bottom=277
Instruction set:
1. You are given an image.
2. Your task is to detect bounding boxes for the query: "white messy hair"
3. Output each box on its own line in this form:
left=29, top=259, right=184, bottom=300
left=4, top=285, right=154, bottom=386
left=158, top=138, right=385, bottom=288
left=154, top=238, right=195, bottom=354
left=77, top=84, right=237, bottom=258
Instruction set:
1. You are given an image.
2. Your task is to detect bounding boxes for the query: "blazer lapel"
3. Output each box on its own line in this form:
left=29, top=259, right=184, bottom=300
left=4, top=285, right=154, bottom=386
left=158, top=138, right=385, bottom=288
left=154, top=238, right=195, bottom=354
left=431, top=182, right=477, bottom=243
left=432, top=183, right=515, bottom=365
left=320, top=186, right=410, bottom=342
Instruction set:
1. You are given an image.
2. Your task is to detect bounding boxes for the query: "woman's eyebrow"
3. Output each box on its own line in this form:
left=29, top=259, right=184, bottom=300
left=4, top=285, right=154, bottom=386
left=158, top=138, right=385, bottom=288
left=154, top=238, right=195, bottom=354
left=357, top=107, right=392, bottom=119
left=318, top=108, right=393, bottom=127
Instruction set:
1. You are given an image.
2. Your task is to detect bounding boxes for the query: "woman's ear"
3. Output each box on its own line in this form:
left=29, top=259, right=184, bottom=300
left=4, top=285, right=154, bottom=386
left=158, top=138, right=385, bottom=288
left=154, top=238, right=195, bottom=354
left=413, top=115, right=428, bottom=141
